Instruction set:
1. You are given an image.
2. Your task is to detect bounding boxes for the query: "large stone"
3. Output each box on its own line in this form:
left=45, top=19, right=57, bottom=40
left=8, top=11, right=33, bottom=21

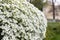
left=0, top=0, right=47, bottom=40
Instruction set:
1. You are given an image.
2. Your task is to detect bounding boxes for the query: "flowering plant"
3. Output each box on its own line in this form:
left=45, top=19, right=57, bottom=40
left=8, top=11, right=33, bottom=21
left=0, top=0, right=47, bottom=40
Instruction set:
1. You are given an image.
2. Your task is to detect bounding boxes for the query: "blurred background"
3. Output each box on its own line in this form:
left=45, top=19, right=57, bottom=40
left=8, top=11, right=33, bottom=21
left=27, top=0, right=60, bottom=40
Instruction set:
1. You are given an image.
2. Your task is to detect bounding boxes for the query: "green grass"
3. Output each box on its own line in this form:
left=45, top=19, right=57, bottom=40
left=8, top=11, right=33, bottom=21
left=44, top=22, right=60, bottom=40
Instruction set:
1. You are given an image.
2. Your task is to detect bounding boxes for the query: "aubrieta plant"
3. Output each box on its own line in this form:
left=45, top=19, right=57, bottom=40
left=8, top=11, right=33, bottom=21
left=0, top=0, right=47, bottom=40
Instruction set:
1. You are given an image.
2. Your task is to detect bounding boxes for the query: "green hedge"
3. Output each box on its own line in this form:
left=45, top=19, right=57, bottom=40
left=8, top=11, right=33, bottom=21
left=44, top=22, right=60, bottom=40
left=30, top=0, right=47, bottom=10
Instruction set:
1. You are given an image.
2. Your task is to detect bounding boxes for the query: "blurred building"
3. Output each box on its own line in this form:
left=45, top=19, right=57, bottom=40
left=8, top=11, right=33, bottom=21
left=43, top=1, right=60, bottom=20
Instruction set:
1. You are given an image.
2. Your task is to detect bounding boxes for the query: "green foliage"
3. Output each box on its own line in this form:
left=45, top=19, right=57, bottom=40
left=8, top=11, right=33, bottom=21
left=30, top=0, right=47, bottom=10
left=44, top=22, right=60, bottom=40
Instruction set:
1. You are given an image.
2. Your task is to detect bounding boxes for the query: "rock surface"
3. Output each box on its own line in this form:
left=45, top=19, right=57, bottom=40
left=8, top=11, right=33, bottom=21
left=0, top=0, right=47, bottom=40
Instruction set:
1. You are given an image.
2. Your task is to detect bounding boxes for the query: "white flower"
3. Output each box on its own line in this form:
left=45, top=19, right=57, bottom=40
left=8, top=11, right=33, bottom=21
left=0, top=0, right=47, bottom=40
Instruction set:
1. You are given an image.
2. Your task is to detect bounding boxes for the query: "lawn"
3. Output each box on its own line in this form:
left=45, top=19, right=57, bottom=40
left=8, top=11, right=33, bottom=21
left=44, top=22, right=60, bottom=40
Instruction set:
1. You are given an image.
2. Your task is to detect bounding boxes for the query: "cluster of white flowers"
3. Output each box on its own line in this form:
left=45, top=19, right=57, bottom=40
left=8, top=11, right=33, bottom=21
left=0, top=0, right=47, bottom=40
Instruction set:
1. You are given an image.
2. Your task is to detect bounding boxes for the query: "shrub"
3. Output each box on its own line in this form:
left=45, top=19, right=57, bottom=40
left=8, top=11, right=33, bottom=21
left=0, top=0, right=47, bottom=40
